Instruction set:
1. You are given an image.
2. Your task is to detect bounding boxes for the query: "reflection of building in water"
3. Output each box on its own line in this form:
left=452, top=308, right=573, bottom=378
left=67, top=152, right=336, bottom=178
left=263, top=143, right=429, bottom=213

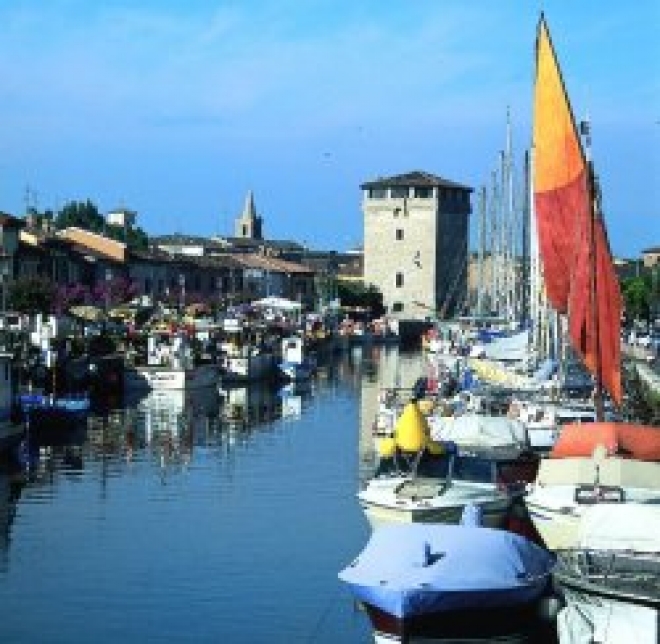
left=0, top=467, right=22, bottom=572
left=219, top=383, right=281, bottom=426
left=359, top=348, right=427, bottom=478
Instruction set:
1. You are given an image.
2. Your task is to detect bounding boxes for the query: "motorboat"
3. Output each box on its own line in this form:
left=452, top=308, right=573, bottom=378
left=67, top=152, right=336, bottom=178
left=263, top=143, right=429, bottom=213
left=124, top=330, right=219, bottom=391
left=278, top=335, right=316, bottom=382
left=524, top=422, right=660, bottom=551
left=554, top=504, right=660, bottom=644
left=17, top=392, right=90, bottom=433
left=508, top=396, right=601, bottom=452
left=339, top=505, right=555, bottom=644
left=359, top=402, right=539, bottom=530
left=217, top=317, right=276, bottom=383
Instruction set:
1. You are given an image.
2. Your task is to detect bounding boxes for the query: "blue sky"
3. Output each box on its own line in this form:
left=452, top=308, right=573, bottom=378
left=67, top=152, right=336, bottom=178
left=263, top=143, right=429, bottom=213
left=0, top=1, right=657, bottom=257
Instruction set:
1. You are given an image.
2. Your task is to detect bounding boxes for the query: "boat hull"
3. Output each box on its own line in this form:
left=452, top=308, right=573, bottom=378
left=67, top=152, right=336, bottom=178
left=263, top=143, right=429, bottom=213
left=221, top=354, right=274, bottom=383
left=358, top=479, right=516, bottom=531
left=364, top=600, right=550, bottom=644
left=360, top=496, right=512, bottom=531
left=557, top=581, right=659, bottom=644
left=124, top=364, right=218, bottom=391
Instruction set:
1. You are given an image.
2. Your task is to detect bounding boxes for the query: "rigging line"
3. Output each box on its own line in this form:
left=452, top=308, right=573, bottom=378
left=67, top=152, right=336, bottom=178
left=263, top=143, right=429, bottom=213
left=305, top=585, right=344, bottom=643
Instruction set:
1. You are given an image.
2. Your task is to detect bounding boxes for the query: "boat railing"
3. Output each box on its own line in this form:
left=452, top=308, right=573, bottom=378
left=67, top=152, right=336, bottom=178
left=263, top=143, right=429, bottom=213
left=556, top=548, right=660, bottom=600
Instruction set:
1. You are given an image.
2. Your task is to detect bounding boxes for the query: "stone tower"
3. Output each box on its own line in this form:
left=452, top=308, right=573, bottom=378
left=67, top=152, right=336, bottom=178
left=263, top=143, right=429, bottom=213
left=234, top=190, right=263, bottom=240
left=361, top=171, right=472, bottom=319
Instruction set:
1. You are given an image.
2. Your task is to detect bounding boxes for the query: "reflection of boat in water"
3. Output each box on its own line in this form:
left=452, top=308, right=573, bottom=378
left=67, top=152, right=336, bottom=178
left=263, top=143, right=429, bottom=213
left=218, top=383, right=281, bottom=426
left=278, top=382, right=313, bottom=418
left=0, top=462, right=24, bottom=572
left=126, top=385, right=221, bottom=445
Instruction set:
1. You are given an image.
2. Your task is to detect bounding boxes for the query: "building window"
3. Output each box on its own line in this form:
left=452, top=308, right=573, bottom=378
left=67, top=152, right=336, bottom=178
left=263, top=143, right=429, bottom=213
left=414, top=187, right=432, bottom=198
left=396, top=229, right=404, bottom=241
left=368, top=188, right=386, bottom=199
left=392, top=302, right=404, bottom=312
left=395, top=272, right=404, bottom=288
left=390, top=187, right=408, bottom=199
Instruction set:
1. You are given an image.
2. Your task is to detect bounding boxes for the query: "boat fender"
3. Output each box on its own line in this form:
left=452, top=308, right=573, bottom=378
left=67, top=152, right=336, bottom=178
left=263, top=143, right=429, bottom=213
left=536, top=592, right=564, bottom=623
left=460, top=503, right=482, bottom=526
left=426, top=440, right=444, bottom=456
left=377, top=437, right=397, bottom=458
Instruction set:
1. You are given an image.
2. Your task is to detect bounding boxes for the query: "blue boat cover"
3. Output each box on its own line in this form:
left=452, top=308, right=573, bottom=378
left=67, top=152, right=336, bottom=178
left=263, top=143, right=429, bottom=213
left=18, top=394, right=90, bottom=412
left=339, top=520, right=554, bottom=619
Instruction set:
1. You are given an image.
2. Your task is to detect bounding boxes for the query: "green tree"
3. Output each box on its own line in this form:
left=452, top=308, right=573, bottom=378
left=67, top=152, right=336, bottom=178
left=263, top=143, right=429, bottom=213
left=337, top=281, right=384, bottom=317
left=622, top=275, right=652, bottom=324
left=8, top=276, right=56, bottom=313
left=106, top=223, right=149, bottom=250
left=55, top=199, right=106, bottom=233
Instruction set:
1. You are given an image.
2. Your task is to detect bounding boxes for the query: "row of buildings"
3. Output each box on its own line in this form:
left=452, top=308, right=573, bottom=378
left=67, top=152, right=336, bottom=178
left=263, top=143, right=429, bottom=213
left=0, top=170, right=656, bottom=320
left=0, top=172, right=474, bottom=320
left=0, top=191, right=360, bottom=314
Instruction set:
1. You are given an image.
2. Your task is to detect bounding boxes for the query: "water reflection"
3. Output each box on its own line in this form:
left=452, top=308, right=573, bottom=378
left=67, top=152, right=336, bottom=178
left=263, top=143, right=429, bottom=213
left=0, top=349, right=399, bottom=643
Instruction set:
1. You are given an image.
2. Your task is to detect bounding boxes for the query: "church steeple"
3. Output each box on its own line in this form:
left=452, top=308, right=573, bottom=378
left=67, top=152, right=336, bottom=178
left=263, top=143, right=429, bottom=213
left=234, top=190, right=263, bottom=240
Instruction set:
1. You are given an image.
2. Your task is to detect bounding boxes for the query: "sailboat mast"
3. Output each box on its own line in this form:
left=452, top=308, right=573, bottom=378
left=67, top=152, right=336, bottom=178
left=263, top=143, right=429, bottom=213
left=521, top=150, right=531, bottom=331
left=489, top=169, right=499, bottom=315
left=581, top=117, right=605, bottom=421
left=476, top=186, right=487, bottom=316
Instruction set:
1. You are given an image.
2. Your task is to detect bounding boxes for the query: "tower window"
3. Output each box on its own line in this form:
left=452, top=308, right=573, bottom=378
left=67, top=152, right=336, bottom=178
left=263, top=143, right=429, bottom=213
left=392, top=302, right=404, bottom=312
left=396, top=229, right=404, bottom=241
left=414, top=187, right=432, bottom=198
left=390, top=187, right=408, bottom=199
left=395, top=272, right=404, bottom=288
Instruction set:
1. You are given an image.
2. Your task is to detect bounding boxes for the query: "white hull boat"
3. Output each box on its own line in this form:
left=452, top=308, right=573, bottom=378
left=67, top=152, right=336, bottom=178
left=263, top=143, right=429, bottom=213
left=124, top=363, right=218, bottom=391
left=525, top=423, right=660, bottom=551
left=554, top=504, right=660, bottom=644
left=220, top=352, right=274, bottom=383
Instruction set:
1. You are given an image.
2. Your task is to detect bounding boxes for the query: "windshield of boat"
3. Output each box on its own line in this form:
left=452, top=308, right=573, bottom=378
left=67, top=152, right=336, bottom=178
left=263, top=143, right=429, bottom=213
left=375, top=450, right=452, bottom=479
left=452, top=456, right=496, bottom=484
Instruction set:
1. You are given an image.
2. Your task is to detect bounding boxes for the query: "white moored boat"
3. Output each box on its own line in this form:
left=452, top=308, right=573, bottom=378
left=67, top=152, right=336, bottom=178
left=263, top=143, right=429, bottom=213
left=524, top=422, right=660, bottom=551
left=554, top=504, right=660, bottom=644
left=124, top=331, right=219, bottom=391
left=359, top=401, right=539, bottom=531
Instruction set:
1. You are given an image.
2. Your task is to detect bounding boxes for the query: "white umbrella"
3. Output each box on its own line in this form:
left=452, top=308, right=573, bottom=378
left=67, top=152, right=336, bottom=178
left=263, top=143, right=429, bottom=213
left=252, top=296, right=302, bottom=312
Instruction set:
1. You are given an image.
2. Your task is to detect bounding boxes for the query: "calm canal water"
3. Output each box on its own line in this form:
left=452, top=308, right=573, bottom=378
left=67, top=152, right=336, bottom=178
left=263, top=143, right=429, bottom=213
left=0, top=347, right=556, bottom=643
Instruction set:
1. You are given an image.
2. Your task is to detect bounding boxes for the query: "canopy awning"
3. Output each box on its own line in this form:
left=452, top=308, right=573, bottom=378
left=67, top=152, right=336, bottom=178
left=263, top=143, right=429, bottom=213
left=252, top=296, right=302, bottom=311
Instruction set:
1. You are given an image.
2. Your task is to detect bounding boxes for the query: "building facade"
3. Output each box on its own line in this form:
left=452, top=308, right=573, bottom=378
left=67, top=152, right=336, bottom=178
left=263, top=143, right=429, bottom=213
left=361, top=171, right=472, bottom=319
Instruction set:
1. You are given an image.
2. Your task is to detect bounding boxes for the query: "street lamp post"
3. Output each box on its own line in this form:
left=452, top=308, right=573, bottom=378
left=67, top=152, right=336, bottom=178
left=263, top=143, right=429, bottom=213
left=0, top=255, right=11, bottom=313
left=179, top=274, right=186, bottom=313
left=104, top=268, right=112, bottom=332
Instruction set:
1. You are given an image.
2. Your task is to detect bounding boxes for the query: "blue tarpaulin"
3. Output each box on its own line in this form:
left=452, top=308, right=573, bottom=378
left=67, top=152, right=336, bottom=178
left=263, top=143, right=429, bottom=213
left=339, top=521, right=554, bottom=619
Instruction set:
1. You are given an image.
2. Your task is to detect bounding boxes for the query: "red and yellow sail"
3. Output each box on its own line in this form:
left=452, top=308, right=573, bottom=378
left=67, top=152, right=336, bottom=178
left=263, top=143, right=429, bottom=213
left=533, top=15, right=622, bottom=405
left=533, top=17, right=590, bottom=312
left=569, top=215, right=623, bottom=405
